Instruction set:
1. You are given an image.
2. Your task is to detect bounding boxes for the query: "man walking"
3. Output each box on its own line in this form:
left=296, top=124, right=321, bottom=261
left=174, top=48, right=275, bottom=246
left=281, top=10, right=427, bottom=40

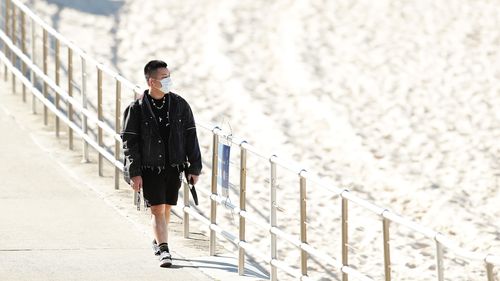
left=121, top=60, right=202, bottom=267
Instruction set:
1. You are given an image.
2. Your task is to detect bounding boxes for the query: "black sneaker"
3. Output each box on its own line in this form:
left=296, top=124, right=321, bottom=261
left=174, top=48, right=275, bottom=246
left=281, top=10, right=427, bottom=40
left=159, top=250, right=172, bottom=268
left=152, top=240, right=161, bottom=256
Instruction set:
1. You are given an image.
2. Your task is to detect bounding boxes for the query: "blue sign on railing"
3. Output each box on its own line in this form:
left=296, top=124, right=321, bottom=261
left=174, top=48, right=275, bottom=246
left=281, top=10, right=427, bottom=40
left=217, top=143, right=230, bottom=197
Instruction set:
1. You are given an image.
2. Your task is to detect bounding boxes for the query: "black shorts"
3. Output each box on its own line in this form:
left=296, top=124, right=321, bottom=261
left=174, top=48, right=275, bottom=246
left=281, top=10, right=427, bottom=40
left=141, top=165, right=182, bottom=206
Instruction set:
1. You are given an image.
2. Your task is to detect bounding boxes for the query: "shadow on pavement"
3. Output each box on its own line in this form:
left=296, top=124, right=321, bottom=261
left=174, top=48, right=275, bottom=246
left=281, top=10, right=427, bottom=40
left=173, top=257, right=269, bottom=279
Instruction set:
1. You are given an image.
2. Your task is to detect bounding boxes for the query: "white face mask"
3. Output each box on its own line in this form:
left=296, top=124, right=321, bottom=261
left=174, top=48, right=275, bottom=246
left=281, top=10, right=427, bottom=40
left=158, top=77, right=172, bottom=93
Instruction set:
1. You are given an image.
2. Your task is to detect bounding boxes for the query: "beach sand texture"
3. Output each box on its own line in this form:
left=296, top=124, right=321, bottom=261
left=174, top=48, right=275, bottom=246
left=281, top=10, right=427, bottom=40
left=20, top=0, right=500, bottom=280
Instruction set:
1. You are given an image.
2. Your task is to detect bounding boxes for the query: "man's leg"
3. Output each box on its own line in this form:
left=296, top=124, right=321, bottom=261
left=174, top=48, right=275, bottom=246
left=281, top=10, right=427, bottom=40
left=164, top=204, right=172, bottom=233
left=151, top=204, right=167, bottom=244
left=151, top=204, right=172, bottom=267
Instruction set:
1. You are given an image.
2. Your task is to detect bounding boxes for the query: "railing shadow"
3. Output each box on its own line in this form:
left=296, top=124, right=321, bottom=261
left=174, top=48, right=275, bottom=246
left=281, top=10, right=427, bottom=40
left=173, top=257, right=270, bottom=280
left=34, top=0, right=124, bottom=68
left=42, top=0, right=124, bottom=16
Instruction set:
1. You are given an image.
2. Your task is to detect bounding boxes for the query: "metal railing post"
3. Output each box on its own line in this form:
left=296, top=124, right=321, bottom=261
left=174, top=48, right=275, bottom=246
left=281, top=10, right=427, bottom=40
left=270, top=157, right=278, bottom=281
left=238, top=144, right=247, bottom=276
left=30, top=18, right=36, bottom=114
left=436, top=237, right=444, bottom=281
left=342, top=191, right=349, bottom=281
left=382, top=214, right=391, bottom=281
left=54, top=38, right=60, bottom=137
left=42, top=28, right=48, bottom=125
left=485, top=259, right=494, bottom=281
left=114, top=79, right=121, bottom=189
left=97, top=67, right=103, bottom=176
left=183, top=180, right=190, bottom=238
left=67, top=47, right=73, bottom=149
left=80, top=57, right=89, bottom=163
left=20, top=9, right=26, bottom=102
left=299, top=171, right=308, bottom=277
left=10, top=2, right=15, bottom=93
left=9, top=0, right=14, bottom=40
left=133, top=190, right=138, bottom=208
left=209, top=128, right=220, bottom=256
left=5, top=0, right=10, bottom=36
left=3, top=0, right=9, bottom=81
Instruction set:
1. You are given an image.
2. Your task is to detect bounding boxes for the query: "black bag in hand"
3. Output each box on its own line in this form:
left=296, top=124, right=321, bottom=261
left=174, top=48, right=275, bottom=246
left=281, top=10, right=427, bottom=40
left=183, top=170, right=199, bottom=206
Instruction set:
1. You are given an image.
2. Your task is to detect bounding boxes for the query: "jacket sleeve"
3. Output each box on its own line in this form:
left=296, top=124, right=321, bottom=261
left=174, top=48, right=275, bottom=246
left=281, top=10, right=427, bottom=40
left=183, top=102, right=202, bottom=175
left=120, top=102, right=142, bottom=183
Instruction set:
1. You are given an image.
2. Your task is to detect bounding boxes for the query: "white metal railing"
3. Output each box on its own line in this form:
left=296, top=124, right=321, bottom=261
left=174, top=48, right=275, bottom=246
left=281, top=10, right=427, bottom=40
left=0, top=0, right=499, bottom=280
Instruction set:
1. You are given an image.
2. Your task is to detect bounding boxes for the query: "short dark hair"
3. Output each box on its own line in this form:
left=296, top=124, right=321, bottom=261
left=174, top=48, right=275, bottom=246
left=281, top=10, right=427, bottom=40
left=144, top=60, right=167, bottom=81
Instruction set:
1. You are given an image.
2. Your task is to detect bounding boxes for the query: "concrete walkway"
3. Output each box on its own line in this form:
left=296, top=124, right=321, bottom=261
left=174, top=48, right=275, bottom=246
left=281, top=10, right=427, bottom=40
left=0, top=94, right=215, bottom=280
left=0, top=67, right=269, bottom=281
left=0, top=76, right=268, bottom=281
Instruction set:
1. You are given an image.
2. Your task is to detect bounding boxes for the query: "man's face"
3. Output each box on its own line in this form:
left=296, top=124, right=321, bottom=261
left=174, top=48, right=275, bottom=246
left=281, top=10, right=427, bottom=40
left=148, top=67, right=170, bottom=90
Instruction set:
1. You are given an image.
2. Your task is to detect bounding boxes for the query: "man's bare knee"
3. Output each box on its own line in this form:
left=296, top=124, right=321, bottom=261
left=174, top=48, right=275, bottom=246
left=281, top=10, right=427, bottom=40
left=164, top=205, right=173, bottom=215
left=151, top=204, right=166, bottom=216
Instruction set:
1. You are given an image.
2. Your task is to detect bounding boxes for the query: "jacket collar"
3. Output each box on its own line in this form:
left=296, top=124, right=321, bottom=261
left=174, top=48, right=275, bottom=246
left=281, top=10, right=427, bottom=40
left=141, top=90, right=172, bottom=134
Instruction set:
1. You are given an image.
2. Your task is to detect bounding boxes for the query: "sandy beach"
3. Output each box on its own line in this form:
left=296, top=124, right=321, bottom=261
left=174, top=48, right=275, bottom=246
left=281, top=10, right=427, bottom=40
left=18, top=0, right=500, bottom=279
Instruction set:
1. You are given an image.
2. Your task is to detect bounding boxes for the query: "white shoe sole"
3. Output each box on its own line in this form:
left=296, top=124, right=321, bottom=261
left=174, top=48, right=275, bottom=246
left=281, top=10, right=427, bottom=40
left=159, top=259, right=172, bottom=268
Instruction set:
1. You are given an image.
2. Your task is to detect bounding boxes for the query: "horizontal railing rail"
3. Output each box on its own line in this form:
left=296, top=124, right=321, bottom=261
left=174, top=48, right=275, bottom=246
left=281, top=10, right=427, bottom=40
left=1, top=0, right=498, bottom=280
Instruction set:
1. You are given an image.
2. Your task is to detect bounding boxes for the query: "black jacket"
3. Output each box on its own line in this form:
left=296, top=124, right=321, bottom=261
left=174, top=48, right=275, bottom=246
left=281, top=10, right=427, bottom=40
left=120, top=90, right=202, bottom=184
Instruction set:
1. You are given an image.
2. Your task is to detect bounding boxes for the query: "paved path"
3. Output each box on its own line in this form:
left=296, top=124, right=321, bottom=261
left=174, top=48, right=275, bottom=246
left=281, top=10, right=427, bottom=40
left=0, top=66, right=270, bottom=281
left=0, top=92, right=217, bottom=280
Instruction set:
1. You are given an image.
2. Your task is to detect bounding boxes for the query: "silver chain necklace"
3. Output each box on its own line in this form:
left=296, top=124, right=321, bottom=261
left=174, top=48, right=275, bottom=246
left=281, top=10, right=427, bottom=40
left=151, top=95, right=166, bottom=110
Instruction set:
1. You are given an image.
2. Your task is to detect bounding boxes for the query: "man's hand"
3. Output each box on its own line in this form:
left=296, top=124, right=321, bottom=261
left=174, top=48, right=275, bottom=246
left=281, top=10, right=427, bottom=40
left=187, top=174, right=199, bottom=185
left=130, top=175, right=143, bottom=192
